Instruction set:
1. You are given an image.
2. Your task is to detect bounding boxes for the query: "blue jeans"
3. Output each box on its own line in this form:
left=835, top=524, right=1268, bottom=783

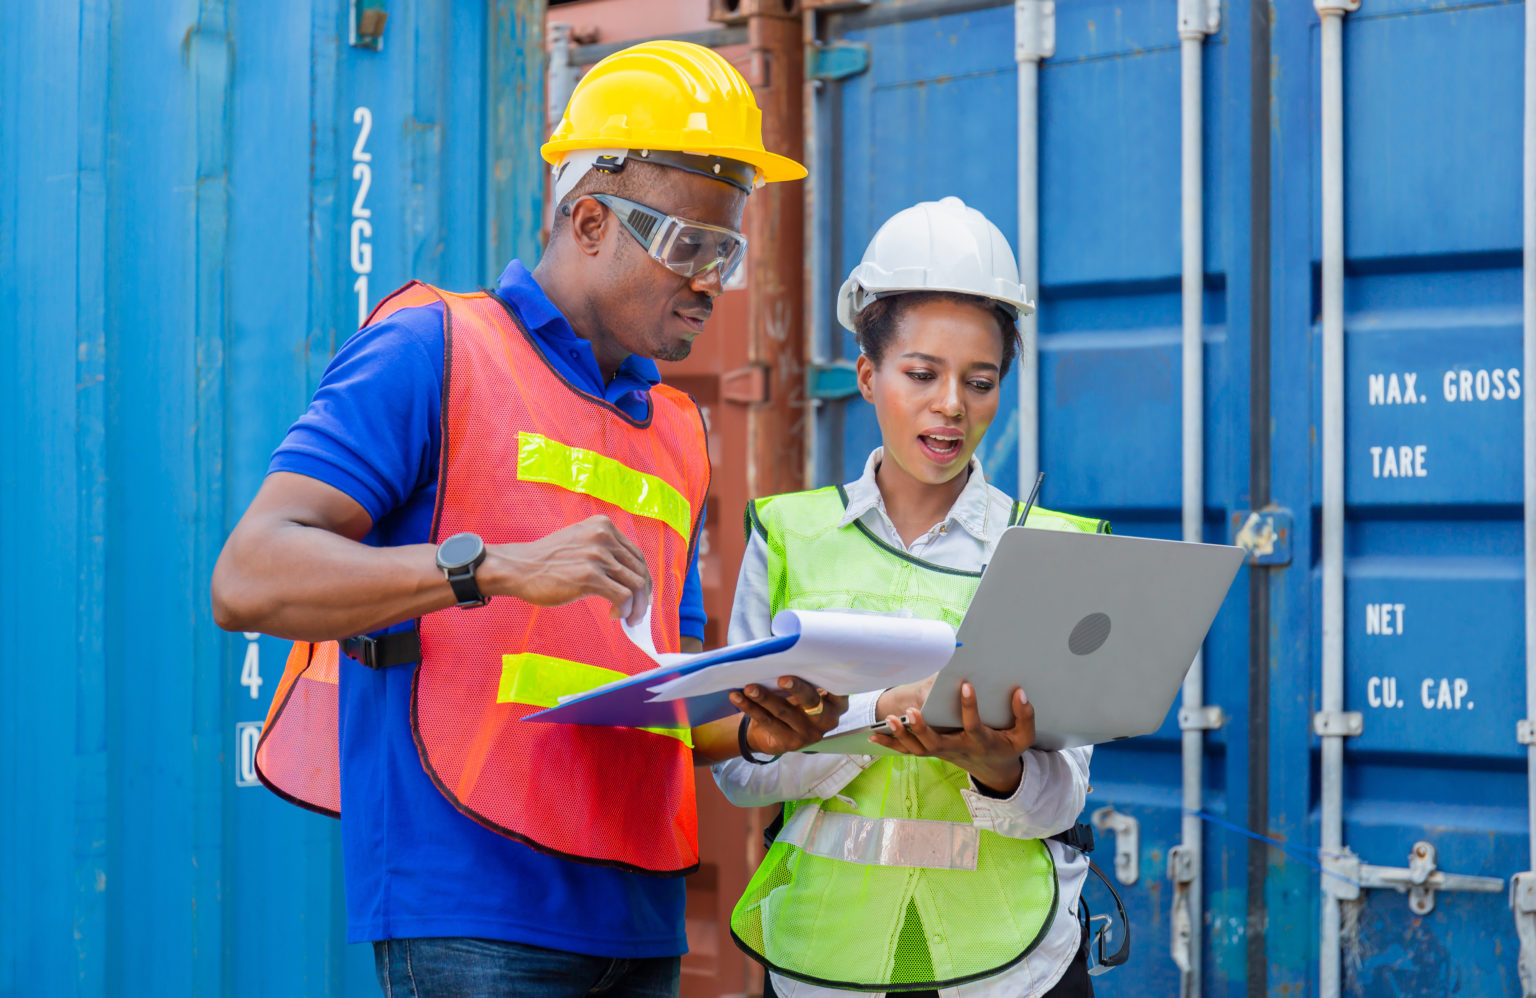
left=374, top=938, right=681, bottom=998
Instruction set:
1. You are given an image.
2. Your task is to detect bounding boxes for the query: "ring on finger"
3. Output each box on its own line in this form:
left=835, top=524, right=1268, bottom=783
left=804, top=702, right=825, bottom=717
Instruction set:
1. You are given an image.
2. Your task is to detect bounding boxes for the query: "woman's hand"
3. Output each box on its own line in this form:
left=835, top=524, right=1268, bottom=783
left=870, top=681, right=1035, bottom=794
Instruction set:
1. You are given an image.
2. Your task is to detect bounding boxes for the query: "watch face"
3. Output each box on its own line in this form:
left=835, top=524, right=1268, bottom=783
left=437, top=532, right=484, bottom=570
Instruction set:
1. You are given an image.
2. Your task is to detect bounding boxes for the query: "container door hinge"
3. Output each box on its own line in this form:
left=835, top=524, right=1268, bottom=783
left=350, top=0, right=388, bottom=50
left=1177, top=0, right=1220, bottom=39
left=1313, top=710, right=1363, bottom=738
left=1348, top=841, right=1503, bottom=915
left=807, top=360, right=859, bottom=401
left=1014, top=0, right=1056, bottom=62
left=1323, top=850, right=1361, bottom=901
left=1511, top=873, right=1536, bottom=996
left=547, top=24, right=581, bottom=130
left=1231, top=508, right=1292, bottom=566
left=1090, top=807, right=1139, bottom=885
left=1518, top=720, right=1536, bottom=746
left=722, top=365, right=770, bottom=405
left=806, top=42, right=869, bottom=82
left=1179, top=705, right=1225, bottom=731
left=1168, top=845, right=1197, bottom=975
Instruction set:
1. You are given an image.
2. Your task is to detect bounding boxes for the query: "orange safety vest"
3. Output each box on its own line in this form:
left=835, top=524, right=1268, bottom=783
left=255, top=281, right=710, bottom=875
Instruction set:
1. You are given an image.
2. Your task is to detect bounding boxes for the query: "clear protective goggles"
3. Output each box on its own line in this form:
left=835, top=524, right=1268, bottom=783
left=573, top=193, right=748, bottom=283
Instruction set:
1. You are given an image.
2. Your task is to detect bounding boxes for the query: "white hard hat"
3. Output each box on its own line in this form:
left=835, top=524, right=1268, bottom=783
left=836, top=196, right=1035, bottom=332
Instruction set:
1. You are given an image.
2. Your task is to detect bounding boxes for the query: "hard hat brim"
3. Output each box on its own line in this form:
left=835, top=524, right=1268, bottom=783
left=542, top=138, right=806, bottom=184
left=837, top=277, right=1037, bottom=333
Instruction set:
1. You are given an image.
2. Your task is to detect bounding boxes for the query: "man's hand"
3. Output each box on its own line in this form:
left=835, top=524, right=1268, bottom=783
left=735, top=678, right=850, bottom=756
left=212, top=474, right=657, bottom=640
left=482, top=515, right=651, bottom=627
left=870, top=682, right=1034, bottom=795
left=689, top=678, right=849, bottom=764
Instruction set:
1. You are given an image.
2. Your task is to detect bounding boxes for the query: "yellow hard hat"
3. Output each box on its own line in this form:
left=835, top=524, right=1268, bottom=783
left=542, top=40, right=806, bottom=188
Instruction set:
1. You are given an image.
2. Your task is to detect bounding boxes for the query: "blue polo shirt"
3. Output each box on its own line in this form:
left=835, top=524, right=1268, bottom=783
left=269, top=260, right=703, bottom=954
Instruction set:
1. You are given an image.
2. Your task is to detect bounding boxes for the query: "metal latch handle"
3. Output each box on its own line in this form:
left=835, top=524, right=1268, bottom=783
left=1090, top=806, right=1139, bottom=886
left=1353, top=841, right=1503, bottom=915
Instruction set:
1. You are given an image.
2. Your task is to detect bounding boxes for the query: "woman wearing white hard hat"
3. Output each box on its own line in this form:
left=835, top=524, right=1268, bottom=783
left=715, top=197, right=1109, bottom=998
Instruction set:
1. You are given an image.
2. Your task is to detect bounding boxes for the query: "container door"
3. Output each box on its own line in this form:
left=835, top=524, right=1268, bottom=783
left=1268, top=2, right=1527, bottom=994
left=0, top=2, right=544, bottom=994
left=228, top=5, right=527, bottom=995
left=811, top=2, right=1256, bottom=995
left=662, top=250, right=777, bottom=998
left=554, top=23, right=782, bottom=995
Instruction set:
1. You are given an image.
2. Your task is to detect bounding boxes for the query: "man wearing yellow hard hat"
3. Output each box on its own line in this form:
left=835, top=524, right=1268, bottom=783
left=212, top=40, right=837, bottom=996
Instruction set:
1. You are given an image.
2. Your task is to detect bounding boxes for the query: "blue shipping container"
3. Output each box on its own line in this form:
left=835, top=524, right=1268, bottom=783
left=807, top=0, right=1526, bottom=995
left=5, top=0, right=1532, bottom=995
left=0, top=1, right=545, bottom=993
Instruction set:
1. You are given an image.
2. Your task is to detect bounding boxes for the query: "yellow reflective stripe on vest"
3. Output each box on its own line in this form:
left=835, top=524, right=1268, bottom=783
left=498, top=652, right=692, bottom=747
left=777, top=801, right=981, bottom=871
left=517, top=431, right=691, bottom=540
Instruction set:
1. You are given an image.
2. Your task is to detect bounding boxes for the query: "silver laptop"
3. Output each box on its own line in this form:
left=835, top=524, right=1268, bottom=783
left=800, top=526, right=1244, bottom=753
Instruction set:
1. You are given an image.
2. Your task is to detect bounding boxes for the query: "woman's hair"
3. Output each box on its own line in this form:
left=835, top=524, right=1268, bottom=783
left=852, top=291, right=1022, bottom=378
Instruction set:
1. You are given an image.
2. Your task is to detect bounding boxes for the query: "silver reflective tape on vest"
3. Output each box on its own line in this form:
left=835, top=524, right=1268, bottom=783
left=778, top=802, right=980, bottom=871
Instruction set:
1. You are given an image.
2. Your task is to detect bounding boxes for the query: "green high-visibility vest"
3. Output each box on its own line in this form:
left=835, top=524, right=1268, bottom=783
left=730, top=485, right=1109, bottom=992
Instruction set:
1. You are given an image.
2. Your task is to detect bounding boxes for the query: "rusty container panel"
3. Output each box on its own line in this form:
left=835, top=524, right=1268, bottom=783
left=662, top=246, right=769, bottom=998
left=549, top=10, right=794, bottom=994
left=662, top=18, right=805, bottom=992
left=654, top=104, right=778, bottom=998
left=742, top=6, right=807, bottom=504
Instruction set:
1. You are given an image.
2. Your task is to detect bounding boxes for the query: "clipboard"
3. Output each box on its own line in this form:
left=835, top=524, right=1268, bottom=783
left=522, top=633, right=798, bottom=730
left=523, top=610, right=959, bottom=731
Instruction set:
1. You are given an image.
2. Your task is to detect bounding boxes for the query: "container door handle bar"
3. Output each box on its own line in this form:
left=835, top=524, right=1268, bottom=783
left=1517, top=0, right=1536, bottom=993
left=1174, top=1, right=1220, bottom=995
left=1315, top=3, right=1360, bottom=998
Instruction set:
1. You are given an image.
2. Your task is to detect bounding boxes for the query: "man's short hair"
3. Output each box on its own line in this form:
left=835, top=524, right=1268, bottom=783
left=552, top=159, right=676, bottom=238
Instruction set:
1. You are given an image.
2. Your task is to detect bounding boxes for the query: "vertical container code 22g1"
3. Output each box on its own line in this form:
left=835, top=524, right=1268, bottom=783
left=351, top=106, right=374, bottom=328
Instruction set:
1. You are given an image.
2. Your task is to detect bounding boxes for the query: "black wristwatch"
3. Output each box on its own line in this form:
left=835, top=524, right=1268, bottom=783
left=435, top=532, right=489, bottom=608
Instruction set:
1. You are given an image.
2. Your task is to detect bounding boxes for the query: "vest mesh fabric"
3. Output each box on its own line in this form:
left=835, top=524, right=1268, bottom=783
left=256, top=640, right=341, bottom=816
left=730, top=486, right=1105, bottom=990
left=254, top=281, right=709, bottom=876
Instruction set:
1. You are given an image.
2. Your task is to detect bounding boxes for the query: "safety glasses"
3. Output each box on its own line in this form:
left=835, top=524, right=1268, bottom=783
left=579, top=193, right=748, bottom=282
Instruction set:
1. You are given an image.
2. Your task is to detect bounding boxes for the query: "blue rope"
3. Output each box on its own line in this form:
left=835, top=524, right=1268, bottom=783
left=1188, top=809, right=1362, bottom=888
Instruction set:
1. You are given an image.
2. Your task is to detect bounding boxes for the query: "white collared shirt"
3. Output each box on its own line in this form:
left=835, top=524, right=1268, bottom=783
left=713, top=448, right=1092, bottom=998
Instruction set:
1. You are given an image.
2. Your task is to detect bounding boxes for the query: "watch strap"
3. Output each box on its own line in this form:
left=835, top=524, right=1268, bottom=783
left=444, top=567, right=487, bottom=608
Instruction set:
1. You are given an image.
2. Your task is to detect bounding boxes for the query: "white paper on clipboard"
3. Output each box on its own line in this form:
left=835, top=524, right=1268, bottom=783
left=640, top=609, right=956, bottom=701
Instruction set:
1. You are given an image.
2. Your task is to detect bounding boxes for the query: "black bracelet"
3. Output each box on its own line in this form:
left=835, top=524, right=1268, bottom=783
left=738, top=714, right=781, bottom=765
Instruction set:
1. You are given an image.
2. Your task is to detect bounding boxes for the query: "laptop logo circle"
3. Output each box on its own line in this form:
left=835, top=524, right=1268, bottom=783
left=1069, top=612, right=1111, bottom=656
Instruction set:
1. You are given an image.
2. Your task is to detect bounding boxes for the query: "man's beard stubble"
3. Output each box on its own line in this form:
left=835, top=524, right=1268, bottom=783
left=651, top=337, right=694, bottom=363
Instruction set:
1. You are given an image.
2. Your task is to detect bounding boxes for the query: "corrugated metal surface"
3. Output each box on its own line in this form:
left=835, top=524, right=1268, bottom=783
left=9, top=0, right=1532, bottom=994
left=1270, top=2, right=1526, bottom=995
left=659, top=201, right=774, bottom=998
left=809, top=0, right=1526, bottom=995
left=0, top=1, right=545, bottom=993
left=811, top=3, right=1252, bottom=993
left=559, top=22, right=782, bottom=997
